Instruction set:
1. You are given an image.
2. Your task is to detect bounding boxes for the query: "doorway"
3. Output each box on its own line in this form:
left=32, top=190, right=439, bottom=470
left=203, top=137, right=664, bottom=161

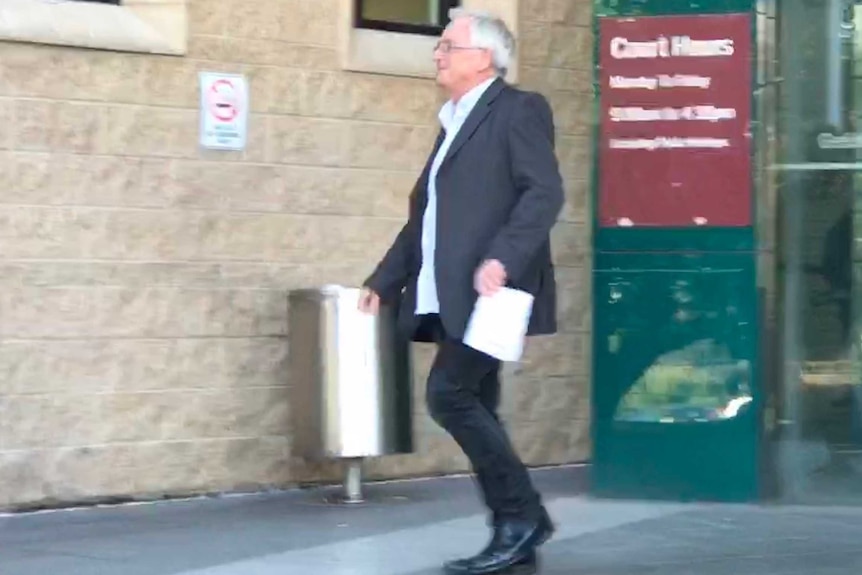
left=774, top=0, right=862, bottom=503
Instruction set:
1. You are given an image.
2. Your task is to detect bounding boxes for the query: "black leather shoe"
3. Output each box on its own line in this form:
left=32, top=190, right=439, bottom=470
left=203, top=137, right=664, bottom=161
left=537, top=506, right=555, bottom=546
left=443, top=513, right=554, bottom=575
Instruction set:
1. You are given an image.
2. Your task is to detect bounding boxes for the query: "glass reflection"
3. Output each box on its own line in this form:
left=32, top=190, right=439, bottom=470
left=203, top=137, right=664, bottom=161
left=601, top=269, right=755, bottom=426
left=615, top=339, right=753, bottom=423
left=774, top=0, right=862, bottom=503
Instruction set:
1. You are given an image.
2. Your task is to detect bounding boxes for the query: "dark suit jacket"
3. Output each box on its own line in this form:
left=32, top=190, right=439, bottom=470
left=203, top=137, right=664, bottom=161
left=364, top=78, right=565, bottom=342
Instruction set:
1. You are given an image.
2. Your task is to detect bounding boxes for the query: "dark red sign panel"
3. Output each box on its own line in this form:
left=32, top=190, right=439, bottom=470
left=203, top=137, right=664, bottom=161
left=598, top=13, right=752, bottom=228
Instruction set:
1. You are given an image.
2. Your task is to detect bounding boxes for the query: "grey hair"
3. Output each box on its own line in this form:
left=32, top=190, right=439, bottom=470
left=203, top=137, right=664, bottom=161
left=447, top=8, right=516, bottom=77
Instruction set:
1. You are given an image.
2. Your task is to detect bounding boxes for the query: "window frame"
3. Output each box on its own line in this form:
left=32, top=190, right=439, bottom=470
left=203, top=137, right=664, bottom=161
left=354, top=0, right=460, bottom=36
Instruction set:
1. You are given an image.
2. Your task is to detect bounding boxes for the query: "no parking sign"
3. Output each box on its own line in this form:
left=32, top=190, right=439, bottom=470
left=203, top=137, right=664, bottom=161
left=199, top=72, right=249, bottom=151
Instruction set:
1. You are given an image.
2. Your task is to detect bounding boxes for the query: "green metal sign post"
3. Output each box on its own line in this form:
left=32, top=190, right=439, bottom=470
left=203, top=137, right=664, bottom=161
left=590, top=0, right=763, bottom=501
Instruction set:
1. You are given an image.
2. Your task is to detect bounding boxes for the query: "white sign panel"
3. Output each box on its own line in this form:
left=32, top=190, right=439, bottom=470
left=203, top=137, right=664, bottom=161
left=817, top=132, right=862, bottom=149
left=199, top=72, right=248, bottom=151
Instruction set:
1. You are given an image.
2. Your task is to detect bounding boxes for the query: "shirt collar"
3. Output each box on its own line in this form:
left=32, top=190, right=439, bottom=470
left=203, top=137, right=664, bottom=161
left=438, top=76, right=497, bottom=132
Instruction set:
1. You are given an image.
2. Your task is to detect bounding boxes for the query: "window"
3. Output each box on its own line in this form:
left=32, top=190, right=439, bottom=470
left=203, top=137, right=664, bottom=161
left=338, top=0, right=517, bottom=81
left=355, top=0, right=460, bottom=35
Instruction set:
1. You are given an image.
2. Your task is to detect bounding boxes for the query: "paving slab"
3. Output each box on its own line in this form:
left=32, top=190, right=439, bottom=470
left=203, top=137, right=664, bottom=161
left=1, top=466, right=862, bottom=575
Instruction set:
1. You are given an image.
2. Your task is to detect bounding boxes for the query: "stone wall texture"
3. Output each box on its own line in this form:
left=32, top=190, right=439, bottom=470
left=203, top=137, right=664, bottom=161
left=0, top=0, right=593, bottom=510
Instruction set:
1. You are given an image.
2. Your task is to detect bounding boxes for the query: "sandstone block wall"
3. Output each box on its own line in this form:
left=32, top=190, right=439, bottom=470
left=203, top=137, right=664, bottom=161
left=0, top=0, right=593, bottom=510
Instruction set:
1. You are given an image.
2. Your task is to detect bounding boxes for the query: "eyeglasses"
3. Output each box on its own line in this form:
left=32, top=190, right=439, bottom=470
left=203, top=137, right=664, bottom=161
left=434, top=40, right=487, bottom=54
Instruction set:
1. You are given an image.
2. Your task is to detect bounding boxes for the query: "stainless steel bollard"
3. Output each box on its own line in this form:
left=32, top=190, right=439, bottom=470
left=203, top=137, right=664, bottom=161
left=343, top=458, right=364, bottom=504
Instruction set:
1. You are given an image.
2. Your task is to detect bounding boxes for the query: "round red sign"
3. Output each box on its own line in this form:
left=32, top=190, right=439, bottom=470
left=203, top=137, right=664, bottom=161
left=208, top=78, right=239, bottom=122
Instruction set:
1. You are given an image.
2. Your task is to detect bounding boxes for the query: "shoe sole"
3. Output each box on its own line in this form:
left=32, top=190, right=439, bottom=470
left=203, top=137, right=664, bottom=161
left=443, top=561, right=537, bottom=575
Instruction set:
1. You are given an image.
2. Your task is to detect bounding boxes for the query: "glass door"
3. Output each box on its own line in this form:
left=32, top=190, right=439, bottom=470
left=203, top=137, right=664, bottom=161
left=775, top=0, right=862, bottom=503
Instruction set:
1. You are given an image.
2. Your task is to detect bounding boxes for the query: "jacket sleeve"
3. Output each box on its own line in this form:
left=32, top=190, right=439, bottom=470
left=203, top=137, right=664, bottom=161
left=484, top=92, right=565, bottom=283
left=363, top=182, right=421, bottom=302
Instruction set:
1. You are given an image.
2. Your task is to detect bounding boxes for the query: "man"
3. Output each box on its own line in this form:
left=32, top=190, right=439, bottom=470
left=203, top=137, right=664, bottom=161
left=358, top=8, right=564, bottom=575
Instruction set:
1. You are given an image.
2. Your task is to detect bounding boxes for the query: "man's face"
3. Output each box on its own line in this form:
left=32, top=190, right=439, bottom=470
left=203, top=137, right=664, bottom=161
left=433, top=17, right=491, bottom=93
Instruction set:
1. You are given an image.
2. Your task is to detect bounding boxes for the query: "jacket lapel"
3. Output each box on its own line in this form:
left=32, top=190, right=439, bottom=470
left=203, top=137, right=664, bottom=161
left=422, top=128, right=446, bottom=176
left=440, top=78, right=506, bottom=168
left=429, top=128, right=446, bottom=166
left=417, top=128, right=446, bottom=201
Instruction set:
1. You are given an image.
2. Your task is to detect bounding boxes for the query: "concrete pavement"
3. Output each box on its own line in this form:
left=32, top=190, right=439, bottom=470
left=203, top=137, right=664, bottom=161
left=2, top=466, right=862, bottom=575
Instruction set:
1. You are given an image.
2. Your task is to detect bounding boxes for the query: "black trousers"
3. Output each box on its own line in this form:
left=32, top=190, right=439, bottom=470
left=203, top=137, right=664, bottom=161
left=419, top=315, right=543, bottom=522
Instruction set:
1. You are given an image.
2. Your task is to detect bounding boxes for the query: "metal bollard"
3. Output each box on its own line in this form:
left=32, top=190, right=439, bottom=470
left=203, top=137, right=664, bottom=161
left=343, top=458, right=364, bottom=504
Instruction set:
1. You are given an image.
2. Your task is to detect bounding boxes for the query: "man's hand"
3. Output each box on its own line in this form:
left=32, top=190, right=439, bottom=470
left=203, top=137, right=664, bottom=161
left=474, top=259, right=507, bottom=297
left=358, top=287, right=381, bottom=315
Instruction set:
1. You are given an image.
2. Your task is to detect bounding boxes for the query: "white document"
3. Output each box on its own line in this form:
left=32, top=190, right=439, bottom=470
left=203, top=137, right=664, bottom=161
left=463, top=287, right=534, bottom=362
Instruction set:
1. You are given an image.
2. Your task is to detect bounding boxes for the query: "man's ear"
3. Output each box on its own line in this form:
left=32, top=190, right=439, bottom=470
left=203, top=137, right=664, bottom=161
left=482, top=51, right=495, bottom=73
